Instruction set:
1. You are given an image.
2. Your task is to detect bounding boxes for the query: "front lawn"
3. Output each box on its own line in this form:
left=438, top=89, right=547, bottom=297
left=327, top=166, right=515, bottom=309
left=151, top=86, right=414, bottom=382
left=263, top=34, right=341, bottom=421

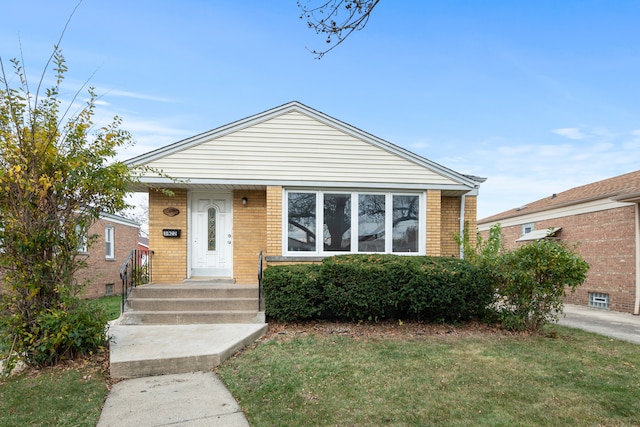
left=218, top=322, right=640, bottom=426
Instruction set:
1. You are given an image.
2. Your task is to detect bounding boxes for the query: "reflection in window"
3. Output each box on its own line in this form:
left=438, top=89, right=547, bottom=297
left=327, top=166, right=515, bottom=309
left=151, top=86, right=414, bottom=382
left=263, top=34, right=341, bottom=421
left=288, top=192, right=316, bottom=251
left=358, top=194, right=385, bottom=252
left=324, top=194, right=351, bottom=251
left=392, top=195, right=419, bottom=252
left=208, top=207, right=217, bottom=251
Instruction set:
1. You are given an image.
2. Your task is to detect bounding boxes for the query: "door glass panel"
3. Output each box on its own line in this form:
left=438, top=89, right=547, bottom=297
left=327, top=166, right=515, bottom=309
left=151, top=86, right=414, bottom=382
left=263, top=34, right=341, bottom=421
left=392, top=195, right=419, bottom=252
left=358, top=194, right=385, bottom=252
left=288, top=192, right=316, bottom=251
left=208, top=207, right=217, bottom=251
left=324, top=194, right=351, bottom=251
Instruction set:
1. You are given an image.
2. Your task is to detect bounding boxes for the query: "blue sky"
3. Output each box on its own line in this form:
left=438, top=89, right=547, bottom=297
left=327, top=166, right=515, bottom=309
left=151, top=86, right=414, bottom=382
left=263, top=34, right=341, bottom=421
left=2, top=0, right=639, bottom=219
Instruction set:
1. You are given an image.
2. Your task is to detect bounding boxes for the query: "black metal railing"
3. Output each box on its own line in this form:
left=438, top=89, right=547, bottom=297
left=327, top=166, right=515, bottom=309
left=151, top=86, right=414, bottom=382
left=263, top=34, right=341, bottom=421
left=258, top=250, right=263, bottom=312
left=120, top=249, right=153, bottom=312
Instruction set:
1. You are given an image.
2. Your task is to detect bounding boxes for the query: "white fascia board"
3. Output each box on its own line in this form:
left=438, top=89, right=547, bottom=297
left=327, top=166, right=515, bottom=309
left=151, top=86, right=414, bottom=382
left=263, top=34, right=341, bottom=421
left=98, top=212, right=141, bottom=228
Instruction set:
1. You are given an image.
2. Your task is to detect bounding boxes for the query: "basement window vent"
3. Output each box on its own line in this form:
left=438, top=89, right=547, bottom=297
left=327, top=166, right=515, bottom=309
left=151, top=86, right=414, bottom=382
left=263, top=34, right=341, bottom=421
left=589, top=292, right=609, bottom=309
left=105, top=283, right=114, bottom=297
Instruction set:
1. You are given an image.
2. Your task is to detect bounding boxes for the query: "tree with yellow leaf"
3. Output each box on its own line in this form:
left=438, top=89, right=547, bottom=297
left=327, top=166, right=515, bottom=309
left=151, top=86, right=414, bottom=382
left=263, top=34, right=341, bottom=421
left=0, top=45, right=135, bottom=368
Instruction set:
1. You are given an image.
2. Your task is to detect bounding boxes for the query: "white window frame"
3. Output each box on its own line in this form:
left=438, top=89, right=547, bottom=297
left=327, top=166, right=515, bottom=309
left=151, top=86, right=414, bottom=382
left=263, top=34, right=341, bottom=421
left=283, top=189, right=425, bottom=256
left=105, top=226, right=115, bottom=259
left=521, top=222, right=534, bottom=236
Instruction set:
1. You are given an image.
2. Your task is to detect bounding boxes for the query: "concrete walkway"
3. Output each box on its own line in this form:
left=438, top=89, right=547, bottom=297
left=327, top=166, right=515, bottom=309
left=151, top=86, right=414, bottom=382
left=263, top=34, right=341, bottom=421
left=559, top=304, right=640, bottom=344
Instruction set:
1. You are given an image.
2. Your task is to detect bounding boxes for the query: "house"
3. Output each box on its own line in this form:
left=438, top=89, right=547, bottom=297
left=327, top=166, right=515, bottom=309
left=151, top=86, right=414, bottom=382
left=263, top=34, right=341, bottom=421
left=125, top=101, right=485, bottom=285
left=76, top=213, right=141, bottom=298
left=1, top=213, right=140, bottom=299
left=478, top=170, right=640, bottom=315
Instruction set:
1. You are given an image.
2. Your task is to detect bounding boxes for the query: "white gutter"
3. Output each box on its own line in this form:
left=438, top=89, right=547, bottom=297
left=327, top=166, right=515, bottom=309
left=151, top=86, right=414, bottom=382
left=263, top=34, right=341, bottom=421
left=459, top=194, right=466, bottom=259
left=634, top=203, right=640, bottom=315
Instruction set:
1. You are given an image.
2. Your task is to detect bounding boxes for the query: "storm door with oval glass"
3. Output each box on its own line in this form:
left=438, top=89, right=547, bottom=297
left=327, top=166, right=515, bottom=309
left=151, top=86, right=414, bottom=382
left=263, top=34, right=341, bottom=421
left=191, top=192, right=233, bottom=277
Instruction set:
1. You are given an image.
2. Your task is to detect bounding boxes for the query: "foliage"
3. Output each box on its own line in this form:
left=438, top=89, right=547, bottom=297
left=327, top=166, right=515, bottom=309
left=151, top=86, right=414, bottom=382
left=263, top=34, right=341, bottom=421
left=0, top=44, right=136, bottom=367
left=263, top=254, right=493, bottom=322
left=495, top=239, right=589, bottom=332
left=262, top=264, right=323, bottom=322
left=455, top=222, right=505, bottom=269
left=298, top=0, right=380, bottom=58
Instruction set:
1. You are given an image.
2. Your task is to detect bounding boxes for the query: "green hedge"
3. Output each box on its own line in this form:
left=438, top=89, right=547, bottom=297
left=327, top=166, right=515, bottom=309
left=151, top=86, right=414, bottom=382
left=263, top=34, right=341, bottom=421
left=263, top=254, right=493, bottom=323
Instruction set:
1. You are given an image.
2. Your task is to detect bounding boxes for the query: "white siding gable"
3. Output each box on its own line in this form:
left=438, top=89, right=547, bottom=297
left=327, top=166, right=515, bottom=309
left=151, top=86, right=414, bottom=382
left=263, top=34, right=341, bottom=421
left=131, top=103, right=473, bottom=190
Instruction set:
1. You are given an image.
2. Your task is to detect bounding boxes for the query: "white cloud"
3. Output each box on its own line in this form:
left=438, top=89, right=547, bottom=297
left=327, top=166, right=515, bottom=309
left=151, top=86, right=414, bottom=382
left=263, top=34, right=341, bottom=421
left=552, top=127, right=586, bottom=140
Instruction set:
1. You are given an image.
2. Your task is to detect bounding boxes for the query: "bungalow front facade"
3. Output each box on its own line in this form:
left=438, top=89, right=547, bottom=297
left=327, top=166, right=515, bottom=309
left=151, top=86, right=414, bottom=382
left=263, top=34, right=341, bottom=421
left=126, top=102, right=485, bottom=284
left=478, top=170, right=640, bottom=315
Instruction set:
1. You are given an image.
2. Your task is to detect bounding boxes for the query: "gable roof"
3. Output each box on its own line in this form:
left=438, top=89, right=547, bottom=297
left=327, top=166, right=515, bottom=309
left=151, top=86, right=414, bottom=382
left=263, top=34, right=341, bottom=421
left=479, top=169, right=640, bottom=224
left=125, top=101, right=484, bottom=193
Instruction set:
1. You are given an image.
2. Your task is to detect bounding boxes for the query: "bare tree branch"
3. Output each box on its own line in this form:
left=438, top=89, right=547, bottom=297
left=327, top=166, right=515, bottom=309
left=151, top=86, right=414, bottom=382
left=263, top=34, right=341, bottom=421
left=298, top=0, right=380, bottom=59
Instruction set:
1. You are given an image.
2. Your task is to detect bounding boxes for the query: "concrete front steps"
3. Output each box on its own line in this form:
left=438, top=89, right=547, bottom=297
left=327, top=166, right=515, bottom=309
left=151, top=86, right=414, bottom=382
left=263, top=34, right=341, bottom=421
left=120, top=283, right=264, bottom=325
left=109, top=282, right=267, bottom=379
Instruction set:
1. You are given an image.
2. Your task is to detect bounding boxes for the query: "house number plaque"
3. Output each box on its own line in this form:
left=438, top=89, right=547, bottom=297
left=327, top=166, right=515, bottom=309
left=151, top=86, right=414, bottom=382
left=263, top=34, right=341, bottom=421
left=162, top=229, right=181, bottom=238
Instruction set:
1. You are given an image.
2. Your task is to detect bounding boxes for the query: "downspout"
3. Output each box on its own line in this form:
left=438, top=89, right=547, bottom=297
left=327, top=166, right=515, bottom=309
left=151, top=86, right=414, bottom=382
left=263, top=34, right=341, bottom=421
left=459, top=194, right=466, bottom=259
left=634, top=203, right=640, bottom=315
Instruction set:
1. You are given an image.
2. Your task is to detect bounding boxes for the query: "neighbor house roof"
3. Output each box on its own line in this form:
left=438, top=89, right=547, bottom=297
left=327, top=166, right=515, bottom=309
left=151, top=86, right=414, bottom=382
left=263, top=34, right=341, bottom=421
left=479, top=169, right=640, bottom=224
left=125, top=101, right=485, bottom=194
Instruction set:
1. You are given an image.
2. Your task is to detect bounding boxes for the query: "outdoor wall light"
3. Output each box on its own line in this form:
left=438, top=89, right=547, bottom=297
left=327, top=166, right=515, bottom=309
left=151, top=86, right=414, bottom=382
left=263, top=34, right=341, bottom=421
left=242, top=197, right=248, bottom=206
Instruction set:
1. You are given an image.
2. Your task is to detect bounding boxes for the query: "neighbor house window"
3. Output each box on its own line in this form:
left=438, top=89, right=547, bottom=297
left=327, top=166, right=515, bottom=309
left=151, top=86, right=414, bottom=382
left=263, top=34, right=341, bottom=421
left=105, top=226, right=114, bottom=259
left=286, top=190, right=424, bottom=255
left=589, top=292, right=609, bottom=309
left=521, top=222, right=534, bottom=236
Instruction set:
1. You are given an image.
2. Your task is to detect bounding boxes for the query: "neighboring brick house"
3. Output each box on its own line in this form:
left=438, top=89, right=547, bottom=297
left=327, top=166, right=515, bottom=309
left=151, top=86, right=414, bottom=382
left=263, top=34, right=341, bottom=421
left=1, top=213, right=140, bottom=299
left=125, top=101, right=485, bottom=285
left=478, top=170, right=640, bottom=315
left=76, top=213, right=141, bottom=299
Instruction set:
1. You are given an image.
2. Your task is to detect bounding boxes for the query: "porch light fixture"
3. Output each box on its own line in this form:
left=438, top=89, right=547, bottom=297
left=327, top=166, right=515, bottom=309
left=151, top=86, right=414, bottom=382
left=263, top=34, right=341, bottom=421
left=242, top=197, right=248, bottom=206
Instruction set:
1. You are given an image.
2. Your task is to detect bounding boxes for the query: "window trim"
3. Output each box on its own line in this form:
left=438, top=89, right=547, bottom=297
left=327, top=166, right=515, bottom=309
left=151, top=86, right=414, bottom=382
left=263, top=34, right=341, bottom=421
left=105, top=225, right=115, bottom=259
left=283, top=189, right=425, bottom=256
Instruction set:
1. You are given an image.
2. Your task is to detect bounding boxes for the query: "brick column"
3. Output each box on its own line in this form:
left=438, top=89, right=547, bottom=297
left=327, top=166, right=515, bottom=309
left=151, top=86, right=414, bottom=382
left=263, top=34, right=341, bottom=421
left=148, top=189, right=188, bottom=283
left=426, top=190, right=441, bottom=256
left=266, top=186, right=283, bottom=258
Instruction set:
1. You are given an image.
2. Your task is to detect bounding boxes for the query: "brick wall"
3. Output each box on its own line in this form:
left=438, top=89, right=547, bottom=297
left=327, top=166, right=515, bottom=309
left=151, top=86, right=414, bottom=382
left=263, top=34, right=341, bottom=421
left=233, top=190, right=267, bottom=284
left=77, top=217, right=140, bottom=298
left=149, top=189, right=188, bottom=283
left=266, top=186, right=283, bottom=258
left=482, top=205, right=637, bottom=313
left=426, top=190, right=442, bottom=256
left=441, top=197, right=461, bottom=257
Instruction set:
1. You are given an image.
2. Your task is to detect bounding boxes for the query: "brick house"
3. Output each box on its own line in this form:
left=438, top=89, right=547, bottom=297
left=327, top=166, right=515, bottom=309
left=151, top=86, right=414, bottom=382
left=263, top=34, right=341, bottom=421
left=125, top=101, right=485, bottom=285
left=478, top=170, right=640, bottom=314
left=76, top=213, right=141, bottom=299
left=1, top=213, right=140, bottom=299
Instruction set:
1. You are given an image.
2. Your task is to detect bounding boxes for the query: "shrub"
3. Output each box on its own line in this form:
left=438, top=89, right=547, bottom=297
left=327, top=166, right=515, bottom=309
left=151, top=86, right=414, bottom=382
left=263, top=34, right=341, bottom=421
left=1, top=296, right=109, bottom=370
left=264, top=254, right=493, bottom=323
left=263, top=264, right=323, bottom=322
left=495, top=239, right=589, bottom=332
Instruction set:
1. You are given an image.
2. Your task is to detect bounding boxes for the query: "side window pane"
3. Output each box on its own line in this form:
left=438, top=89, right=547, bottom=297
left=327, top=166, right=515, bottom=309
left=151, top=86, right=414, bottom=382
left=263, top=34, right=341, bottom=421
left=288, top=192, right=316, bottom=252
left=324, top=194, right=351, bottom=251
left=208, top=207, right=217, bottom=251
left=393, top=195, right=419, bottom=252
left=358, top=194, right=385, bottom=252
left=105, top=226, right=114, bottom=259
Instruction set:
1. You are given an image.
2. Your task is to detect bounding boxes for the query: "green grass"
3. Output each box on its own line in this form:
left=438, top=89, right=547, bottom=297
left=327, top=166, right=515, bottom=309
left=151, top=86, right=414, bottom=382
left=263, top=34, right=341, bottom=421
left=218, top=324, right=640, bottom=427
left=0, top=365, right=108, bottom=427
left=94, top=294, right=123, bottom=321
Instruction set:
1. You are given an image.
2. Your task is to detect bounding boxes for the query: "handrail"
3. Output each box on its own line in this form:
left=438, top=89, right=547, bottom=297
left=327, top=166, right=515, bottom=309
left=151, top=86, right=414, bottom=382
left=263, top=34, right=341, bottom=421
left=120, top=249, right=153, bottom=313
left=258, top=250, right=263, bottom=312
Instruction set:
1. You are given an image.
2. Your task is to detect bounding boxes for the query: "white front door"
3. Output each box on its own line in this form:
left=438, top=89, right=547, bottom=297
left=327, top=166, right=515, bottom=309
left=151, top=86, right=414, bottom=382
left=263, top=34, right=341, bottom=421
left=191, top=192, right=233, bottom=277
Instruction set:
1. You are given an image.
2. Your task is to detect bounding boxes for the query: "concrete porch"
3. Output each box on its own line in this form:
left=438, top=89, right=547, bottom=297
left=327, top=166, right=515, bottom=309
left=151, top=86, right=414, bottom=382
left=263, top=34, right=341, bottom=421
left=109, top=282, right=267, bottom=379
